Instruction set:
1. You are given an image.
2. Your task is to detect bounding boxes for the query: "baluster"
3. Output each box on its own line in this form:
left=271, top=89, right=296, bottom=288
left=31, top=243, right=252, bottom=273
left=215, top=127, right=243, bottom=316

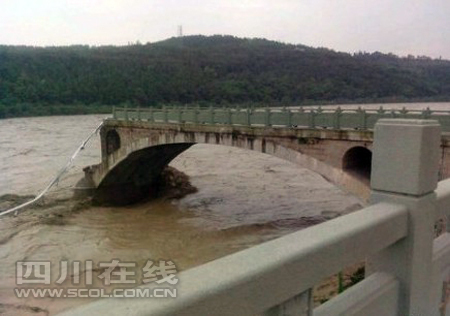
left=246, top=107, right=251, bottom=126
left=137, top=107, right=141, bottom=121
left=227, top=107, right=232, bottom=125
left=112, top=106, right=116, bottom=119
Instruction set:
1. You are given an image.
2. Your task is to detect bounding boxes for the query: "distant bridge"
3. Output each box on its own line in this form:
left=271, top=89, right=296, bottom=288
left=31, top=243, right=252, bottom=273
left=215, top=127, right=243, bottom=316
left=83, top=106, right=450, bottom=204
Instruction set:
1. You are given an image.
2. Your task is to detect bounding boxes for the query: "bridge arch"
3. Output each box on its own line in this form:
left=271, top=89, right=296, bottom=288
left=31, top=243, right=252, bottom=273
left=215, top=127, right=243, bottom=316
left=95, top=143, right=194, bottom=205
left=342, top=146, right=372, bottom=182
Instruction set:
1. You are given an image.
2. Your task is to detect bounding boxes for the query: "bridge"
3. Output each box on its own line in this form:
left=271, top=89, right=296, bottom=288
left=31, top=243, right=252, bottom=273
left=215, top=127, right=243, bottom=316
left=63, top=117, right=450, bottom=316
left=83, top=106, right=450, bottom=204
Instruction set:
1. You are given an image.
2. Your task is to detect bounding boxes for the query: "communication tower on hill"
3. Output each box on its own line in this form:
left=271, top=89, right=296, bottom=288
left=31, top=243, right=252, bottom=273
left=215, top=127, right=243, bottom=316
left=177, top=25, right=183, bottom=37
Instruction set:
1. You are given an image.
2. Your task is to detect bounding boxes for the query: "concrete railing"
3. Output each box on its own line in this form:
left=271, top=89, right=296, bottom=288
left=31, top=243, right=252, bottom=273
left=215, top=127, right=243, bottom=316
left=113, top=106, right=450, bottom=132
left=60, top=119, right=450, bottom=316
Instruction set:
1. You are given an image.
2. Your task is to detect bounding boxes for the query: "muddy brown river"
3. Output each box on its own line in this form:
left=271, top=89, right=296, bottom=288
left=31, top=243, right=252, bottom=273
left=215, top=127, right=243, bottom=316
left=1, top=103, right=447, bottom=315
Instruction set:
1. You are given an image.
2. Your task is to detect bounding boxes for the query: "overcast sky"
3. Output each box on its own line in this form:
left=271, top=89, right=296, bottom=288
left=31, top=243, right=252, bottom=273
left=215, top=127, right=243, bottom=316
left=1, top=0, right=449, bottom=59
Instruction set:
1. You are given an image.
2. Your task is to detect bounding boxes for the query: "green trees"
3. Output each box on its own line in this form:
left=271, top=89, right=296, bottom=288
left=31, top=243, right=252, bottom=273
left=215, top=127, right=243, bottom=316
left=0, top=35, right=450, bottom=118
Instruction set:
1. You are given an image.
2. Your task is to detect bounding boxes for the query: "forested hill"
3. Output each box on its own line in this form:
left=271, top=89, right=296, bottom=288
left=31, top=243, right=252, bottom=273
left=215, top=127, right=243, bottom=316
left=1, top=35, right=450, bottom=117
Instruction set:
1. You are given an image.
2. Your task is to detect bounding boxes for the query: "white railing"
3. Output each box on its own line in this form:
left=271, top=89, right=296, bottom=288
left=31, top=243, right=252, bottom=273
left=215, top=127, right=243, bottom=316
left=59, top=119, right=450, bottom=316
left=112, top=105, right=450, bottom=132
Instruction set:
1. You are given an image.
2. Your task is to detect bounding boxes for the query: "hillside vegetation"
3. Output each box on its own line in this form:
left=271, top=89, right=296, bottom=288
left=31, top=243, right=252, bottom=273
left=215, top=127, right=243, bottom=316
left=1, top=35, right=450, bottom=118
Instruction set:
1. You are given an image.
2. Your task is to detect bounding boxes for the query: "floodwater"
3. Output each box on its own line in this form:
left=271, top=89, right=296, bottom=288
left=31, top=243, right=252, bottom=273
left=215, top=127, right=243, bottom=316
left=0, top=102, right=447, bottom=315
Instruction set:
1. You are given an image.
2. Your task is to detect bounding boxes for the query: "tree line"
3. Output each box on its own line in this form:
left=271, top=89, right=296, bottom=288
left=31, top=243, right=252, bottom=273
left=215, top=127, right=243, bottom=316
left=1, top=35, right=450, bottom=118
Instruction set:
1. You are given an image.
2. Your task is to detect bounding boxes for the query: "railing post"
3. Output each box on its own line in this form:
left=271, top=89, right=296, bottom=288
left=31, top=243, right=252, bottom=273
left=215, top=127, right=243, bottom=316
left=334, top=107, right=342, bottom=129
left=178, top=106, right=183, bottom=123
left=422, top=107, right=432, bottom=119
left=193, top=105, right=199, bottom=124
left=390, top=109, right=397, bottom=118
left=400, top=107, right=408, bottom=118
left=286, top=109, right=292, bottom=127
left=163, top=105, right=168, bottom=123
left=173, top=105, right=177, bottom=122
left=309, top=110, right=315, bottom=128
left=210, top=106, right=215, bottom=124
left=137, top=106, right=141, bottom=121
left=246, top=107, right=251, bottom=126
left=265, top=106, right=271, bottom=127
left=227, top=107, right=232, bottom=125
left=367, top=119, right=441, bottom=315
left=362, top=109, right=367, bottom=129
left=148, top=107, right=154, bottom=122
left=376, top=106, right=385, bottom=123
left=112, top=106, right=116, bottom=119
left=124, top=105, right=129, bottom=121
left=357, top=107, right=367, bottom=130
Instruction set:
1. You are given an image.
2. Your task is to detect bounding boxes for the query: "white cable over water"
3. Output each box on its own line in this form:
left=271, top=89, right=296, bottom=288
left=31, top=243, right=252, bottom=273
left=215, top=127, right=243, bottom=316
left=0, top=121, right=104, bottom=218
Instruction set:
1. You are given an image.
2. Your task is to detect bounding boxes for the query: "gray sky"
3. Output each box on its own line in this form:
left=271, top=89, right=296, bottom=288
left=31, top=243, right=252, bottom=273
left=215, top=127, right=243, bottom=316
left=1, top=0, right=450, bottom=59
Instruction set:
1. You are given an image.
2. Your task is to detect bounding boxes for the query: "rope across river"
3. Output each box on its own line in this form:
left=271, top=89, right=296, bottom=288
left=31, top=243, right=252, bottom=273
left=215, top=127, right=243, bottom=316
left=0, top=121, right=104, bottom=218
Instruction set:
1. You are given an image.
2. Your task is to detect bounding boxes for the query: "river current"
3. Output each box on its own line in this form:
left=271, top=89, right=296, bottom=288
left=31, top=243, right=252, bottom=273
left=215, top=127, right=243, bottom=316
left=1, top=102, right=448, bottom=315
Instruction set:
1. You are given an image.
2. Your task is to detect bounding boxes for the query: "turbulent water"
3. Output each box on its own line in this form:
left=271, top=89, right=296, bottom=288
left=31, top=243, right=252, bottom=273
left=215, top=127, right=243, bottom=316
left=2, top=103, right=446, bottom=315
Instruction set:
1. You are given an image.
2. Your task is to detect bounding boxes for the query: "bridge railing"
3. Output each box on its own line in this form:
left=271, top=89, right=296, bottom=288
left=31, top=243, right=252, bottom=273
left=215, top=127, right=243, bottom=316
left=60, top=119, right=450, bottom=316
left=112, top=105, right=450, bottom=132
